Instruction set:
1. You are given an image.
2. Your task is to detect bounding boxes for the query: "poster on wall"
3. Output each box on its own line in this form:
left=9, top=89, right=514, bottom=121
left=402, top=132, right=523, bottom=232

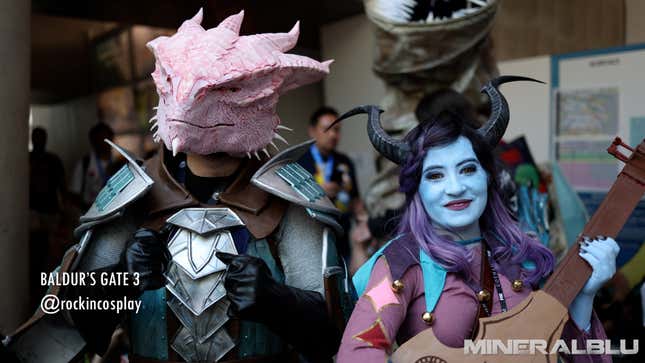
left=556, top=140, right=617, bottom=190
left=555, top=87, right=620, bottom=191
left=556, top=87, right=619, bottom=136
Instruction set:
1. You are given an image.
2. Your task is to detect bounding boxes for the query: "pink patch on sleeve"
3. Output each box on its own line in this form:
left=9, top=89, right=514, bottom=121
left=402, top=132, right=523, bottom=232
left=365, top=276, right=400, bottom=312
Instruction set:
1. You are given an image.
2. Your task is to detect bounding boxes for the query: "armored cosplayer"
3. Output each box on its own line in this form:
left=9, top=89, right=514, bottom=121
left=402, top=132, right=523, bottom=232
left=3, top=9, right=353, bottom=363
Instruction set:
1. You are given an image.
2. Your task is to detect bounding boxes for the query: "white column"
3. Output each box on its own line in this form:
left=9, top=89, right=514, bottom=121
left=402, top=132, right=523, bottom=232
left=0, top=0, right=31, bottom=333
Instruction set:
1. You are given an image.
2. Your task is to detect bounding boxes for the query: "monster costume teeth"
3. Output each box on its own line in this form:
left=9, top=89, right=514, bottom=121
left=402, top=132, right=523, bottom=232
left=368, top=0, right=491, bottom=23
left=147, top=8, right=332, bottom=157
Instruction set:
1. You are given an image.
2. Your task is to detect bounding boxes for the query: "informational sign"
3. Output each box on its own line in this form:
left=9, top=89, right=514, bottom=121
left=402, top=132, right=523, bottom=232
left=556, top=140, right=617, bottom=190
left=554, top=88, right=620, bottom=191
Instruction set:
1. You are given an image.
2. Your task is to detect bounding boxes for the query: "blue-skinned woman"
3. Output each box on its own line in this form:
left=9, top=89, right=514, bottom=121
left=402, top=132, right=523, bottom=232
left=336, top=77, right=619, bottom=362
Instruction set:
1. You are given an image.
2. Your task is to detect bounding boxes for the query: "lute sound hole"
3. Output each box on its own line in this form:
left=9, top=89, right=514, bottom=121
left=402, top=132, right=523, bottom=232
left=414, top=356, right=447, bottom=363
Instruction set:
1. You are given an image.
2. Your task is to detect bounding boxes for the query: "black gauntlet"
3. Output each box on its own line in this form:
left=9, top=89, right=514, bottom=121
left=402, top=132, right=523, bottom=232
left=216, top=252, right=341, bottom=361
left=67, top=227, right=171, bottom=355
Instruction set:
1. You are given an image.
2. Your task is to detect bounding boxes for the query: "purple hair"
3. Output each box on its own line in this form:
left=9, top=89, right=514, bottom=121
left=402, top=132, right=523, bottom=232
left=397, top=112, right=554, bottom=287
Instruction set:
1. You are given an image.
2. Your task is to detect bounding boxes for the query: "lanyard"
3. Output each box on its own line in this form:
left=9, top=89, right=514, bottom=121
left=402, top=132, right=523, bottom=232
left=310, top=144, right=334, bottom=182
left=479, top=246, right=508, bottom=316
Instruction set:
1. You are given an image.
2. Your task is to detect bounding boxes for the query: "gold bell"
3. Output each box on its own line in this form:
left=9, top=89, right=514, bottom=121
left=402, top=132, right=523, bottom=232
left=512, top=279, right=524, bottom=292
left=391, top=280, right=404, bottom=293
left=421, top=311, right=435, bottom=325
left=477, top=289, right=491, bottom=302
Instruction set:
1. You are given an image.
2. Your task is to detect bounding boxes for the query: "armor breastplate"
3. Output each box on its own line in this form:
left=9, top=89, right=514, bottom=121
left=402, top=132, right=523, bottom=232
left=165, top=208, right=243, bottom=362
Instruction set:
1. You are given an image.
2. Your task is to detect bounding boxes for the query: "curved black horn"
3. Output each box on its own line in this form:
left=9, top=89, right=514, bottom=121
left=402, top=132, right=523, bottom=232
left=326, top=105, right=410, bottom=165
left=479, top=75, right=545, bottom=147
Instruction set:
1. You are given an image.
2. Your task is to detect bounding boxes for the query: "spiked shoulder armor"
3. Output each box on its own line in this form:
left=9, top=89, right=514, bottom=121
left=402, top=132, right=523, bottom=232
left=74, top=141, right=154, bottom=238
left=251, top=140, right=343, bottom=234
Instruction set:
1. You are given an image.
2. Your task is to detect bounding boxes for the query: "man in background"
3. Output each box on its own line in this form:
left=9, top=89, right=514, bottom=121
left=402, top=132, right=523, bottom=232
left=30, top=127, right=66, bottom=215
left=29, top=127, right=66, bottom=307
left=69, top=122, right=115, bottom=208
left=298, top=106, right=366, bottom=259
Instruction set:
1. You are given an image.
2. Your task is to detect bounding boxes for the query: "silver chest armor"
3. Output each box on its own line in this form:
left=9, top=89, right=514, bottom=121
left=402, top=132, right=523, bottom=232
left=164, top=208, right=243, bottom=362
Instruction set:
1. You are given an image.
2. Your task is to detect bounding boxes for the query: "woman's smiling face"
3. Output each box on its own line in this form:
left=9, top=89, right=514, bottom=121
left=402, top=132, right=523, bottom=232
left=418, top=135, right=489, bottom=234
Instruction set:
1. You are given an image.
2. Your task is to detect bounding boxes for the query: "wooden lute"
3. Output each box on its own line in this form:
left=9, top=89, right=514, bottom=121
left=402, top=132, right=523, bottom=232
left=391, top=138, right=645, bottom=363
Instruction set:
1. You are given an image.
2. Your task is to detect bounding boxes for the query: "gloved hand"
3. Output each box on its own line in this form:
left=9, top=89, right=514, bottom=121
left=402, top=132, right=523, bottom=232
left=68, top=226, right=172, bottom=355
left=569, top=236, right=620, bottom=331
left=215, top=252, right=273, bottom=319
left=120, top=227, right=172, bottom=295
left=216, top=252, right=341, bottom=360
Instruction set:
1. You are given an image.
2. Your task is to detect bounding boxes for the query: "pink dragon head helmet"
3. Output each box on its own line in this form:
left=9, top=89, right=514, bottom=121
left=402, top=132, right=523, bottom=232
left=147, top=9, right=332, bottom=157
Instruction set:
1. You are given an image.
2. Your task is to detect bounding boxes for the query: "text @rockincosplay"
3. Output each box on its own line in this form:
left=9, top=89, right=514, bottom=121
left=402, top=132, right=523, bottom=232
left=40, top=272, right=142, bottom=314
